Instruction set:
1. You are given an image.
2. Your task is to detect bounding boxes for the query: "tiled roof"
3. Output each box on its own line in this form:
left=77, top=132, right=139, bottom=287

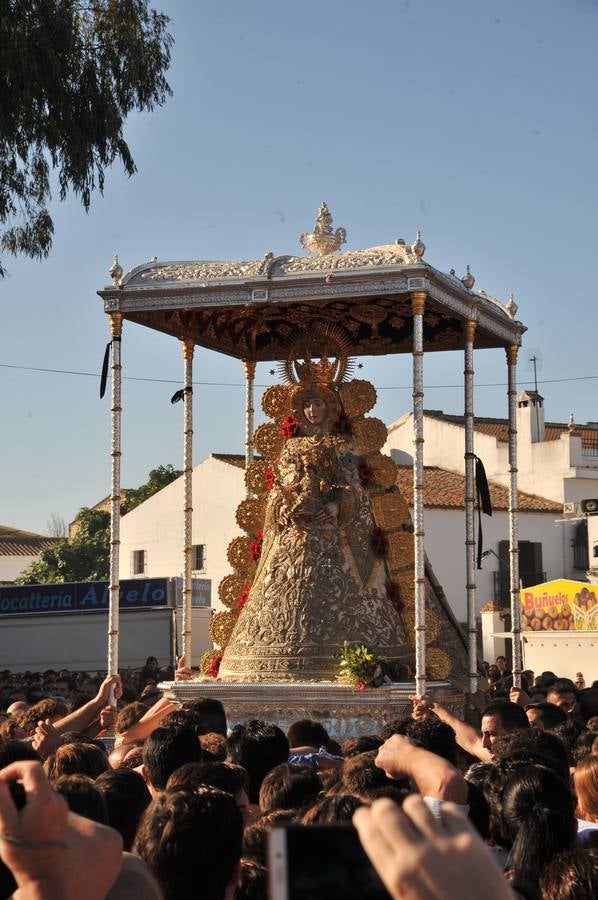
left=395, top=465, right=561, bottom=513
left=423, top=410, right=598, bottom=449
left=211, top=453, right=246, bottom=469
left=0, top=526, right=60, bottom=557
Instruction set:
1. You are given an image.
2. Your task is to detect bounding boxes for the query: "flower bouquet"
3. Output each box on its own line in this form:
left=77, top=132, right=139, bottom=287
left=337, top=642, right=410, bottom=690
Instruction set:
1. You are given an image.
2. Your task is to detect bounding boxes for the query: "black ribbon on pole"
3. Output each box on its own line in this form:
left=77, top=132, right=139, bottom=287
left=475, top=455, right=493, bottom=569
left=99, top=342, right=111, bottom=399
left=171, top=385, right=193, bottom=404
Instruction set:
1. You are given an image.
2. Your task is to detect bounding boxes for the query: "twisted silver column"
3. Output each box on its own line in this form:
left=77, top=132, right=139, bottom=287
left=107, top=313, right=123, bottom=682
left=181, top=339, right=195, bottom=665
left=506, top=344, right=522, bottom=688
left=412, top=292, right=426, bottom=697
left=243, top=360, right=256, bottom=498
left=464, top=320, right=478, bottom=694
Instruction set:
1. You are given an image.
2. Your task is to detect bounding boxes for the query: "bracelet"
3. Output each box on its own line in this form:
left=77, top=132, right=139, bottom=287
left=0, top=834, right=67, bottom=850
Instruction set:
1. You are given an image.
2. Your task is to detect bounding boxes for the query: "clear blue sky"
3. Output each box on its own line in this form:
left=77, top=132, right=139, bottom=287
left=2, top=0, right=597, bottom=533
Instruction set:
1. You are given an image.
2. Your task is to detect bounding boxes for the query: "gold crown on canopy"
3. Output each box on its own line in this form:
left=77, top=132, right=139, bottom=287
left=279, top=325, right=355, bottom=386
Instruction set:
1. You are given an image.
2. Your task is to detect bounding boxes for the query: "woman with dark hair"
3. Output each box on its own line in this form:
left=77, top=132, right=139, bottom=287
left=501, top=764, right=576, bottom=897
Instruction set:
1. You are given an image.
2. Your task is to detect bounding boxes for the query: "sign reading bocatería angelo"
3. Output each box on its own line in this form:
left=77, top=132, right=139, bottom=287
left=521, top=579, right=598, bottom=632
left=0, top=578, right=170, bottom=616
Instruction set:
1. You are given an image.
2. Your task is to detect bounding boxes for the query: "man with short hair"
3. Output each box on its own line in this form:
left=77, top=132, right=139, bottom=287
left=412, top=696, right=528, bottom=760
left=142, top=725, right=202, bottom=794
left=495, top=655, right=511, bottom=677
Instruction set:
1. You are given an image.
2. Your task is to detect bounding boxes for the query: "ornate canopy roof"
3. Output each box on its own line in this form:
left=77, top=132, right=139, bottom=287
left=98, top=204, right=526, bottom=361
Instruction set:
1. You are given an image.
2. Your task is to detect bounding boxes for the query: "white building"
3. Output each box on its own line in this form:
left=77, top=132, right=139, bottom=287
left=118, top=451, right=561, bottom=623
left=0, top=526, right=59, bottom=585
left=385, top=393, right=598, bottom=582
left=118, top=454, right=246, bottom=609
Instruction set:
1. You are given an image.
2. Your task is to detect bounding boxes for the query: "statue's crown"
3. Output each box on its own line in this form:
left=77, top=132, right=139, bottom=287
left=279, top=325, right=354, bottom=386
left=293, top=355, right=339, bottom=384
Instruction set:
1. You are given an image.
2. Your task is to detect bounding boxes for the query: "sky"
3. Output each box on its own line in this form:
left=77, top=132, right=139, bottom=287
left=2, top=0, right=597, bottom=534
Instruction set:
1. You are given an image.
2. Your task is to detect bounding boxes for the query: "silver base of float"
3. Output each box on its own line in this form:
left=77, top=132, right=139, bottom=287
left=158, top=680, right=465, bottom=738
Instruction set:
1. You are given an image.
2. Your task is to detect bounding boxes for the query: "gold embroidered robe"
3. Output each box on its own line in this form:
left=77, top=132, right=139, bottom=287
left=219, top=434, right=410, bottom=681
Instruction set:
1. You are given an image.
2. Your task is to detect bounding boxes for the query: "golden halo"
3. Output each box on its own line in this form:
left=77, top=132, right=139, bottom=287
left=226, top=538, right=253, bottom=574
left=236, top=497, right=267, bottom=534
left=352, top=417, right=388, bottom=454
left=219, top=573, right=249, bottom=608
left=253, top=423, right=284, bottom=460
left=278, top=324, right=355, bottom=386
left=339, top=379, right=377, bottom=418
left=261, top=384, right=291, bottom=421
left=245, top=459, right=271, bottom=493
left=426, top=647, right=452, bottom=680
left=210, top=610, right=239, bottom=647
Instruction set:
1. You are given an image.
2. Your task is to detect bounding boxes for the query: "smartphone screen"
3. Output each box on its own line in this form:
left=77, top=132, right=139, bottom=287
left=269, top=824, right=391, bottom=900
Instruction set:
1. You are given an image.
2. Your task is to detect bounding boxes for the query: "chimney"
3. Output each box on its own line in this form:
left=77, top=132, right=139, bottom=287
left=516, top=390, right=545, bottom=443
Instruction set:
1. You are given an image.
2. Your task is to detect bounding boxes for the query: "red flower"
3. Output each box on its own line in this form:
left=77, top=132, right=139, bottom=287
left=280, top=415, right=299, bottom=439
left=249, top=531, right=263, bottom=562
left=358, top=459, right=374, bottom=486
left=386, top=580, right=404, bottom=612
left=355, top=680, right=366, bottom=691
left=332, top=412, right=353, bottom=437
left=371, top=527, right=389, bottom=558
left=208, top=653, right=223, bottom=678
left=237, top=583, right=252, bottom=609
left=263, top=466, right=275, bottom=491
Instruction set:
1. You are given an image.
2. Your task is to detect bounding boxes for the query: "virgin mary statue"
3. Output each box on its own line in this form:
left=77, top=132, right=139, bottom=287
left=214, top=332, right=417, bottom=682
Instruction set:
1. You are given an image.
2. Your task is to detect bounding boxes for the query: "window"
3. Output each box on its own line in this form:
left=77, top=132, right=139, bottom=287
left=192, top=544, right=206, bottom=573
left=494, top=540, right=545, bottom=605
left=573, top=520, right=589, bottom=570
left=131, top=550, right=147, bottom=576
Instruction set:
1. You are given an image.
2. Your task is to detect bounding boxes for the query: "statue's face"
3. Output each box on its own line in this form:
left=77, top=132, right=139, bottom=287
left=303, top=397, right=328, bottom=425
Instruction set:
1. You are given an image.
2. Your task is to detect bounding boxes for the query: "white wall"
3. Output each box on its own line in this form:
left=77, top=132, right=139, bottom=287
left=0, top=556, right=39, bottom=583
left=422, top=508, right=563, bottom=621
left=0, top=608, right=176, bottom=672
left=119, top=456, right=246, bottom=611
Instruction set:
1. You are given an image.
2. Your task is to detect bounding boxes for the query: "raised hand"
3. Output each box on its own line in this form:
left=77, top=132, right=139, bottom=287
left=354, top=795, right=513, bottom=900
left=0, top=761, right=68, bottom=897
left=31, top=719, right=61, bottom=761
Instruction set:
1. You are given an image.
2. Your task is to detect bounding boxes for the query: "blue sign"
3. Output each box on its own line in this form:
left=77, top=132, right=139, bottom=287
left=0, top=578, right=170, bottom=617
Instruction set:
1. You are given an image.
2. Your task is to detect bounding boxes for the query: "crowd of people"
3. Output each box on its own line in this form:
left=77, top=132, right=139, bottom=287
left=0, top=655, right=597, bottom=899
